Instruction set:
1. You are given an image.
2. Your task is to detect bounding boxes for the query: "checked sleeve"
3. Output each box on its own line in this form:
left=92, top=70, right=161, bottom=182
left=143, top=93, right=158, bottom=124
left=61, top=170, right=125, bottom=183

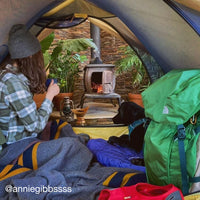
left=4, top=75, right=53, bottom=134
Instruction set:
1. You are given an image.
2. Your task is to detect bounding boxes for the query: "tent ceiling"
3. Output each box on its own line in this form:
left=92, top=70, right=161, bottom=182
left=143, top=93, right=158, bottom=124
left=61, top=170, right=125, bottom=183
left=0, top=0, right=56, bottom=46
left=0, top=0, right=199, bottom=74
left=44, top=0, right=114, bottom=18
left=174, top=0, right=200, bottom=12
left=87, top=0, right=200, bottom=71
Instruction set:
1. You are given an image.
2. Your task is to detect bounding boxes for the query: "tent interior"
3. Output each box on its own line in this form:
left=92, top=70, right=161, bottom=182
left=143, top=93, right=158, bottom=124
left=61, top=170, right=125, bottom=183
left=0, top=0, right=200, bottom=77
left=0, top=0, right=200, bottom=199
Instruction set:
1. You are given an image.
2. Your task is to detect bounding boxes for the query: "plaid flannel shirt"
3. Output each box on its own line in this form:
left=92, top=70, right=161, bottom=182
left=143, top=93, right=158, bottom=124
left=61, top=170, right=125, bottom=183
left=0, top=66, right=53, bottom=152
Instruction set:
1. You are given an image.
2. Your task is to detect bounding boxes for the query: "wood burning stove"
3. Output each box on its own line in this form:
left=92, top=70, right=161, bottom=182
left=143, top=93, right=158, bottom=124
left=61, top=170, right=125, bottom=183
left=79, top=63, right=121, bottom=108
left=84, top=64, right=115, bottom=94
left=78, top=23, right=121, bottom=108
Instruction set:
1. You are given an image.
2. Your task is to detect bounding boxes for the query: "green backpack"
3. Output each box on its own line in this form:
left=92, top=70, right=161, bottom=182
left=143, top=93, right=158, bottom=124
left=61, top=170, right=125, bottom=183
left=142, top=69, right=200, bottom=195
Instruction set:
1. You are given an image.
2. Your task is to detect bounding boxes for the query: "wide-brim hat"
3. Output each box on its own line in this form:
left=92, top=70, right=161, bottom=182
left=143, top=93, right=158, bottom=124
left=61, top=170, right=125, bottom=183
left=8, top=24, right=41, bottom=59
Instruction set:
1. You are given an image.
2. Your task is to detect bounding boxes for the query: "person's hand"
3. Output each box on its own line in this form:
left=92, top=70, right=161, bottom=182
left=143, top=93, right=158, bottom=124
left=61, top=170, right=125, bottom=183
left=45, top=80, right=60, bottom=101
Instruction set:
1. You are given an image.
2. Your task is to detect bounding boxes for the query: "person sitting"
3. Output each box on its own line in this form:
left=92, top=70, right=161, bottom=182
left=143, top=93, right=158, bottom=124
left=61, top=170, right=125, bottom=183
left=0, top=24, right=60, bottom=153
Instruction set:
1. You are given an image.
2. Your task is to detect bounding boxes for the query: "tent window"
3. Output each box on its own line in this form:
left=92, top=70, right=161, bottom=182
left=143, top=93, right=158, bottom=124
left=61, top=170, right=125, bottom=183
left=35, top=15, right=87, bottom=29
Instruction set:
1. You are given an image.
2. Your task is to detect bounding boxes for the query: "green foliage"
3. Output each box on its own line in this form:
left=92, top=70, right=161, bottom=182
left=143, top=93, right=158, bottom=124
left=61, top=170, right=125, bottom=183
left=115, top=46, right=149, bottom=90
left=61, top=38, right=98, bottom=52
left=40, top=32, right=55, bottom=53
left=48, top=52, right=87, bottom=93
left=40, top=33, right=97, bottom=93
left=40, top=33, right=55, bottom=67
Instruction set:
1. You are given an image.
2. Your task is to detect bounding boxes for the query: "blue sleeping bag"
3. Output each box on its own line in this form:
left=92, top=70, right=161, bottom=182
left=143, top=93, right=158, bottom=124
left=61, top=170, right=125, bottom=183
left=87, top=139, right=146, bottom=173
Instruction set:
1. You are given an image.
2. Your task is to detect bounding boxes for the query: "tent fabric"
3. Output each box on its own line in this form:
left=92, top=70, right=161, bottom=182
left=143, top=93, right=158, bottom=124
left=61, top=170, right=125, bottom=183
left=43, top=0, right=76, bottom=17
left=166, top=0, right=200, bottom=35
left=47, top=0, right=114, bottom=18
left=174, top=0, right=200, bottom=12
left=0, top=0, right=63, bottom=64
left=0, top=0, right=199, bottom=74
left=88, top=0, right=200, bottom=72
left=0, top=0, right=58, bottom=47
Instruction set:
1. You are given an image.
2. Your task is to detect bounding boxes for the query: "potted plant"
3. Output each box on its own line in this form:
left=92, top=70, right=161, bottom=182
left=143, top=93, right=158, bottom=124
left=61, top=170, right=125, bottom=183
left=40, top=32, right=98, bottom=110
left=115, top=46, right=150, bottom=107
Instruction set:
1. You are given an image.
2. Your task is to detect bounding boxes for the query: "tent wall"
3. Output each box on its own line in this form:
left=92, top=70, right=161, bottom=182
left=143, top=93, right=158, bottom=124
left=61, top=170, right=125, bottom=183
left=0, top=0, right=65, bottom=64
left=0, top=0, right=58, bottom=46
left=174, top=0, right=200, bottom=12
left=88, top=0, right=200, bottom=72
left=0, top=0, right=199, bottom=74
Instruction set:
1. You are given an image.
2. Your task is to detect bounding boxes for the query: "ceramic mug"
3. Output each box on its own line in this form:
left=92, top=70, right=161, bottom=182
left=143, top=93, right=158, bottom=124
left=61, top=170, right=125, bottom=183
left=45, top=78, right=58, bottom=90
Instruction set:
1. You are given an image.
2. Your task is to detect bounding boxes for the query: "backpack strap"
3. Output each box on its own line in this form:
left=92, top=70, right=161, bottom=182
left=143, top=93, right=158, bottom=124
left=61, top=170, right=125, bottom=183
left=190, top=122, right=200, bottom=184
left=128, top=118, right=149, bottom=136
left=189, top=176, right=200, bottom=183
left=177, top=124, right=189, bottom=195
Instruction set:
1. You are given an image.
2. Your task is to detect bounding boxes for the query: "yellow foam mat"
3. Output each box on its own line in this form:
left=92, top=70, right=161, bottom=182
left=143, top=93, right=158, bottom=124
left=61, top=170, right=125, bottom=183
left=72, top=126, right=128, bottom=140
left=184, top=192, right=200, bottom=200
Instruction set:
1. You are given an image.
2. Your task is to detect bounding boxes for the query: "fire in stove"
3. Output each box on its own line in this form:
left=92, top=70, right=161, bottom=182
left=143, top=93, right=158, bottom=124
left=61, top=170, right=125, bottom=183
left=92, top=82, right=103, bottom=93
left=84, top=64, right=116, bottom=94
left=97, top=85, right=103, bottom=93
left=91, top=72, right=102, bottom=93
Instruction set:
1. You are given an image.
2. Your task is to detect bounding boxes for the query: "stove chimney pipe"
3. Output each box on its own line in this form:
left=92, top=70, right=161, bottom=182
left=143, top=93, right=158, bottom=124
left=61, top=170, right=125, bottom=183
left=90, top=23, right=103, bottom=64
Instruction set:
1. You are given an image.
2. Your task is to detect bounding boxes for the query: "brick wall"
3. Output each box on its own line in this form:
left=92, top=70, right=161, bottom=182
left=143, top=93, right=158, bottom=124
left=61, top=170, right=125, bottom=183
left=54, top=20, right=134, bottom=105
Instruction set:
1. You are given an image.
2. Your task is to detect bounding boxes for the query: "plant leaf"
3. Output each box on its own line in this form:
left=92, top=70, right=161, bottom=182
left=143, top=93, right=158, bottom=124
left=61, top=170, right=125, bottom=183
left=62, top=38, right=98, bottom=53
left=40, top=32, right=55, bottom=53
left=51, top=45, right=62, bottom=60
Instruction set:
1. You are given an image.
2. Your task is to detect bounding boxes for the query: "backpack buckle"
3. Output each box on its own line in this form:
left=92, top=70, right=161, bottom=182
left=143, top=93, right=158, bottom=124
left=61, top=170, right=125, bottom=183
left=190, top=115, right=197, bottom=125
left=177, top=125, right=186, bottom=140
